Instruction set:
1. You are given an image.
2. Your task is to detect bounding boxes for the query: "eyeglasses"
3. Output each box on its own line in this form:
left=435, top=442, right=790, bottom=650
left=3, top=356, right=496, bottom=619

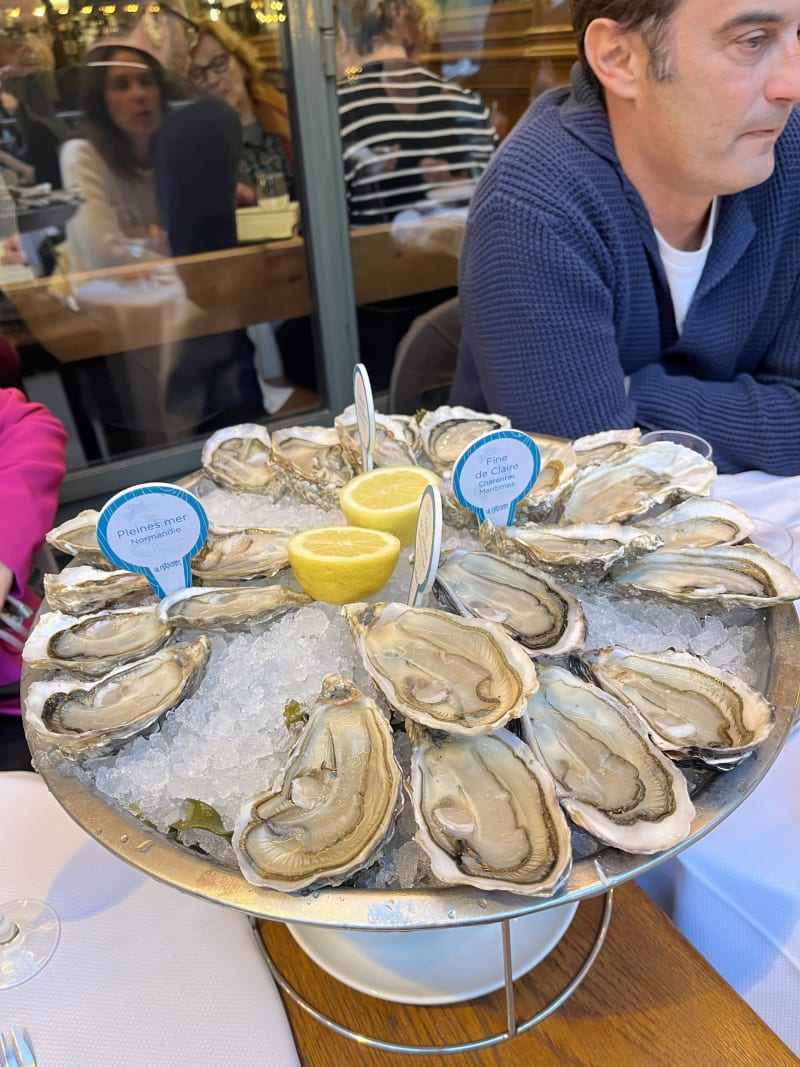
left=157, top=1, right=200, bottom=48
left=188, top=52, right=230, bottom=85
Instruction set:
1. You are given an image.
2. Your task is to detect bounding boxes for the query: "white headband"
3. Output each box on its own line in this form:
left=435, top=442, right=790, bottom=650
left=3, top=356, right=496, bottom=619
left=87, top=60, right=150, bottom=70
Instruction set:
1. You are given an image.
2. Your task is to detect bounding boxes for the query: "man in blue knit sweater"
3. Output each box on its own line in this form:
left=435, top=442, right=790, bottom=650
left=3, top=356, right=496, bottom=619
left=450, top=0, right=800, bottom=473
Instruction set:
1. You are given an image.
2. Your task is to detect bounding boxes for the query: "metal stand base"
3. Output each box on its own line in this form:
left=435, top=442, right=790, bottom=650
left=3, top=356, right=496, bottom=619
left=250, top=889, right=614, bottom=1056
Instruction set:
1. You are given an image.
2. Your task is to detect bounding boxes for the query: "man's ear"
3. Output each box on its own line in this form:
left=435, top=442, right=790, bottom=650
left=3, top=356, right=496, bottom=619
left=584, top=18, right=646, bottom=101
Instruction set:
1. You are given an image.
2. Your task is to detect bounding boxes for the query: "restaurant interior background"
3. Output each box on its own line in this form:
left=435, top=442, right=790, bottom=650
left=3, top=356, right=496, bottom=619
left=1, top=0, right=577, bottom=518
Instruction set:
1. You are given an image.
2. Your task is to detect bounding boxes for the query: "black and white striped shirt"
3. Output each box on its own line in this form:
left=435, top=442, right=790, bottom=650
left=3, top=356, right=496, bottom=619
left=337, top=61, right=495, bottom=225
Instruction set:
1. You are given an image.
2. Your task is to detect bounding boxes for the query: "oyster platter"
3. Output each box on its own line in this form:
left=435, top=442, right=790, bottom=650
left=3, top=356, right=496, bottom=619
left=21, top=408, right=800, bottom=928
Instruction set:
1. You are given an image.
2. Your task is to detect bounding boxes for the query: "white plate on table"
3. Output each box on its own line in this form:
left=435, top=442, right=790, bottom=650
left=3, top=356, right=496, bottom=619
left=287, top=900, right=578, bottom=1004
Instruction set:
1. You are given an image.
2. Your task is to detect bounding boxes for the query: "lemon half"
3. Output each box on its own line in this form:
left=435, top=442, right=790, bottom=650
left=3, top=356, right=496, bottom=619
left=339, top=466, right=440, bottom=546
left=287, top=526, right=401, bottom=604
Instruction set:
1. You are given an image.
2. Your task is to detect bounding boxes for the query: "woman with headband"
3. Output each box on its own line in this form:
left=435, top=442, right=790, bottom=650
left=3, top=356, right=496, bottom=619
left=59, top=42, right=168, bottom=273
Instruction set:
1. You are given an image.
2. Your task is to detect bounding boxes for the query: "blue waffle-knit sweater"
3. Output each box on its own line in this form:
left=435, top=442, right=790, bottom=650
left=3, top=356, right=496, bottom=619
left=450, top=65, right=800, bottom=474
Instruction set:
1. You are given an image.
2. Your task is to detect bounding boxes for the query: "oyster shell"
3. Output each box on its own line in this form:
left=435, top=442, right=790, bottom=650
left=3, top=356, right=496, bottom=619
left=23, top=606, right=172, bottom=677
left=583, top=647, right=775, bottom=767
left=343, top=601, right=538, bottom=735
left=25, top=636, right=211, bottom=759
left=46, top=509, right=107, bottom=566
left=611, top=544, right=800, bottom=606
left=560, top=442, right=716, bottom=525
left=635, top=497, right=755, bottom=549
left=43, top=565, right=152, bottom=615
left=201, top=423, right=286, bottom=497
left=479, top=519, right=663, bottom=577
left=159, top=584, right=311, bottom=629
left=515, top=439, right=578, bottom=522
left=433, top=549, right=586, bottom=657
left=232, top=674, right=403, bottom=891
left=271, top=426, right=355, bottom=508
left=408, top=723, right=572, bottom=896
left=572, top=428, right=642, bottom=468
left=334, top=405, right=420, bottom=468
left=418, top=406, right=511, bottom=472
left=524, top=665, right=695, bottom=853
left=191, top=526, right=292, bottom=582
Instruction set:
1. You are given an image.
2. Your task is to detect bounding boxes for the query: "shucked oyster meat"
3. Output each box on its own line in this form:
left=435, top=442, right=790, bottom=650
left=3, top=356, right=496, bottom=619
left=46, top=509, right=106, bottom=566
left=409, top=723, right=572, bottom=896
left=25, top=636, right=211, bottom=759
left=44, top=565, right=152, bottom=615
left=525, top=664, right=695, bottom=854
left=191, top=526, right=292, bottom=582
left=23, top=605, right=172, bottom=677
left=611, top=544, right=800, bottom=607
left=201, top=423, right=286, bottom=497
left=480, top=519, right=663, bottom=577
left=271, top=426, right=355, bottom=508
left=434, top=549, right=586, bottom=657
left=343, top=601, right=538, bottom=734
left=232, top=674, right=403, bottom=891
left=634, top=497, right=755, bottom=549
left=583, top=647, right=775, bottom=768
left=418, top=405, right=510, bottom=472
left=559, top=441, right=716, bottom=525
left=159, top=584, right=311, bottom=629
left=334, top=405, right=420, bottom=468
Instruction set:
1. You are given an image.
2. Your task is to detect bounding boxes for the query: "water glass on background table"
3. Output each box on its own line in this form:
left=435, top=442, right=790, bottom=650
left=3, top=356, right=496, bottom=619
left=255, top=172, right=289, bottom=208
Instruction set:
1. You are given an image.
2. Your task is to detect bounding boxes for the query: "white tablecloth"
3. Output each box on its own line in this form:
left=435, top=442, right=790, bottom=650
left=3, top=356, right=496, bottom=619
left=0, top=771, right=302, bottom=1067
left=639, top=470, right=800, bottom=1056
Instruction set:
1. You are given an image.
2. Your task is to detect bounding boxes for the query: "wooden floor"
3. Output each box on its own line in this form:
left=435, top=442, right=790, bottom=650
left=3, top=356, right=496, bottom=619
left=258, top=881, right=798, bottom=1067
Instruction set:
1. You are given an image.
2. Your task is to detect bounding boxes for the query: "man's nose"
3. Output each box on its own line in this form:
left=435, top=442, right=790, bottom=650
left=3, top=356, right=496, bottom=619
left=765, top=37, right=800, bottom=103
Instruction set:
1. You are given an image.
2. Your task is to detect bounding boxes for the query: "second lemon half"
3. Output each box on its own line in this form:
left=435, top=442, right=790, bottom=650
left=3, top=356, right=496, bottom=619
left=339, top=466, right=441, bottom=546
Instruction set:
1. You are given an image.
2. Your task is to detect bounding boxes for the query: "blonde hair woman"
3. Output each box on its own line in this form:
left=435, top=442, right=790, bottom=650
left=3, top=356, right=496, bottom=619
left=188, top=19, right=292, bottom=206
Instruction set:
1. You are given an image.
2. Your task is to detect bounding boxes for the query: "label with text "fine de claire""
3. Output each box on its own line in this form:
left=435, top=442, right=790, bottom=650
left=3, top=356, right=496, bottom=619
left=96, top=483, right=209, bottom=598
left=452, top=430, right=541, bottom=526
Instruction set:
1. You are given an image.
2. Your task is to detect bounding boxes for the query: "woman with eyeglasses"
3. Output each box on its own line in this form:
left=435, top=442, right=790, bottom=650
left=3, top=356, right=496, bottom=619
left=188, top=19, right=292, bottom=207
left=59, top=42, right=167, bottom=272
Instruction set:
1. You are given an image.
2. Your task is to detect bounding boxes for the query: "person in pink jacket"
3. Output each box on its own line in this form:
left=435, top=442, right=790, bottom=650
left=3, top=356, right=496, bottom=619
left=0, top=381, right=67, bottom=719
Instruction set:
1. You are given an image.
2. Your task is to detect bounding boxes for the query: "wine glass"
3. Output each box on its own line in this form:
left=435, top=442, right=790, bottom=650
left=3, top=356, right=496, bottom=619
left=117, top=204, right=151, bottom=263
left=0, top=899, right=60, bottom=988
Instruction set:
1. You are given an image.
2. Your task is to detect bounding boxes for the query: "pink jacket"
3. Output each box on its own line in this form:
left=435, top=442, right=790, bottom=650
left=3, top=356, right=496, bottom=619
left=0, top=388, right=67, bottom=711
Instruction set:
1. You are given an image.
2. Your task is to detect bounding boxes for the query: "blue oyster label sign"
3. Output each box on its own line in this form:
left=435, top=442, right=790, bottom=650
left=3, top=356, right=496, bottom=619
left=96, top=482, right=209, bottom=598
left=452, top=430, right=541, bottom=526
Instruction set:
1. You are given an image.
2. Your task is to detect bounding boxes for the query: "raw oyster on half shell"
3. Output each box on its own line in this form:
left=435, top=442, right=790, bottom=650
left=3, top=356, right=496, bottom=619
left=25, top=636, right=211, bottom=759
left=408, top=723, right=572, bottom=896
left=611, top=544, right=800, bottom=607
left=525, top=665, right=695, bottom=853
left=418, top=406, right=510, bottom=472
left=515, top=439, right=578, bottom=522
left=271, top=426, right=355, bottom=508
left=159, top=584, right=311, bottom=629
left=43, top=565, right=152, bottom=615
left=635, top=497, right=755, bottom=549
left=480, top=519, right=663, bottom=577
left=191, top=526, right=292, bottom=582
left=583, top=647, right=775, bottom=767
left=232, top=674, right=403, bottom=891
left=343, top=601, right=538, bottom=735
left=572, top=428, right=642, bottom=468
left=23, top=606, right=172, bottom=677
left=201, top=424, right=285, bottom=497
left=46, top=509, right=106, bottom=566
left=334, top=405, right=420, bottom=468
left=433, top=549, right=586, bottom=657
left=559, top=441, right=716, bottom=525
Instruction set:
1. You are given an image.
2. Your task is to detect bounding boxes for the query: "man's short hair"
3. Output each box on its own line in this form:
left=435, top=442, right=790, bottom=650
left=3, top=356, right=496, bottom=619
left=571, top=0, right=681, bottom=91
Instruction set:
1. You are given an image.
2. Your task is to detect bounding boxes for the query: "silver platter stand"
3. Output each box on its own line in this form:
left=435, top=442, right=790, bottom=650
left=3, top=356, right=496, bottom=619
left=23, top=599, right=800, bottom=1055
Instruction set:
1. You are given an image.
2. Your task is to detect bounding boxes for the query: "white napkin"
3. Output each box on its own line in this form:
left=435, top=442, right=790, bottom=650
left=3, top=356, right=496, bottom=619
left=0, top=771, right=301, bottom=1067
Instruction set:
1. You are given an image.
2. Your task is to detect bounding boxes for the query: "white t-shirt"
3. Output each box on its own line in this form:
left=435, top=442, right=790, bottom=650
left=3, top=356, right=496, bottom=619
left=654, top=197, right=719, bottom=335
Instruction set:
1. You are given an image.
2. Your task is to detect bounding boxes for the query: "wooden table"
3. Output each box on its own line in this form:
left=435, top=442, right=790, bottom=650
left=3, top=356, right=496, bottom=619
left=3, top=216, right=464, bottom=365
left=257, top=882, right=798, bottom=1066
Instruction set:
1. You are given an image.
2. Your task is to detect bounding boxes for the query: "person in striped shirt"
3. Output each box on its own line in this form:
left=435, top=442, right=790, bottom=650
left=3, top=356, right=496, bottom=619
left=336, top=0, right=496, bottom=225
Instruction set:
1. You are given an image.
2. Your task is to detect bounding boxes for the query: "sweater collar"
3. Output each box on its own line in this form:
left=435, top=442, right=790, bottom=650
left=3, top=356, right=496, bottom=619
left=557, top=63, right=756, bottom=292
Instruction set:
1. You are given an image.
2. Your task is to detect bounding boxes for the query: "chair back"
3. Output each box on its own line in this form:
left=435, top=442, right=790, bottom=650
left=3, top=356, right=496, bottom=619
left=388, top=296, right=461, bottom=414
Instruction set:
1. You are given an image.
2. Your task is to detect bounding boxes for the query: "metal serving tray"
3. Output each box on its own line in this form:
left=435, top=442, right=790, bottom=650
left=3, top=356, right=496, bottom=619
left=22, top=599, right=800, bottom=932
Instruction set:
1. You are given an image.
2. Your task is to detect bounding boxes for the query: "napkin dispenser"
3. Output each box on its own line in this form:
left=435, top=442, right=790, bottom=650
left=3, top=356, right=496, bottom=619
left=236, top=201, right=299, bottom=242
